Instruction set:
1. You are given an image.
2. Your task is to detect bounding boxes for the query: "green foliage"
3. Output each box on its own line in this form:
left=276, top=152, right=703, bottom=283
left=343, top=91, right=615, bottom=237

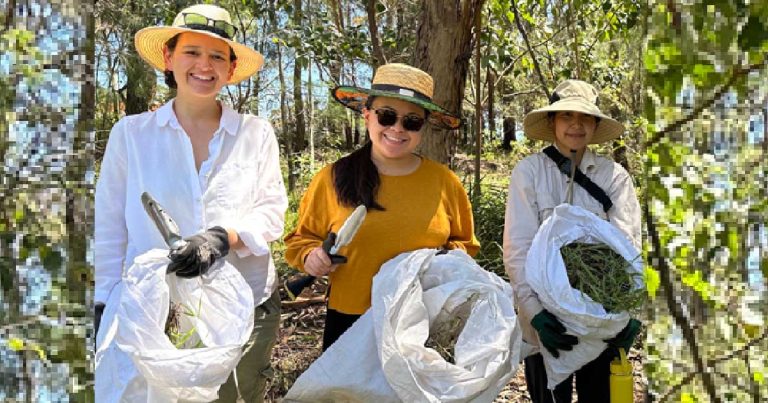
left=470, top=182, right=509, bottom=279
left=645, top=1, right=768, bottom=401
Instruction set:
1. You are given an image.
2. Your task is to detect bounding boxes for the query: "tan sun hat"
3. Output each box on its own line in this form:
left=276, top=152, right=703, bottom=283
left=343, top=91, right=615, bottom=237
left=134, top=4, right=264, bottom=85
left=523, top=79, right=624, bottom=144
left=331, top=63, right=462, bottom=130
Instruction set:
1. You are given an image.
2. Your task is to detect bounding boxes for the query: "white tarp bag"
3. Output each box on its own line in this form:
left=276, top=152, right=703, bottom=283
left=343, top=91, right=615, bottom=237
left=95, top=249, right=255, bottom=402
left=525, top=204, right=643, bottom=389
left=285, top=248, right=522, bottom=403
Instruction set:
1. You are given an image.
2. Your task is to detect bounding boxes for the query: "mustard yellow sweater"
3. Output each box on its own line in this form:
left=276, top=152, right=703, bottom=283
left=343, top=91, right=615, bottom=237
left=284, top=158, right=480, bottom=314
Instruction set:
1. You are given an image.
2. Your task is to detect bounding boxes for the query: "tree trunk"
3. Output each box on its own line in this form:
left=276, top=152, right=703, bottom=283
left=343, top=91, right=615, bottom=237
left=123, top=1, right=155, bottom=115
left=412, top=0, right=485, bottom=164
left=354, top=118, right=361, bottom=145
left=66, top=0, right=95, bottom=303
left=277, top=45, right=295, bottom=192
left=502, top=116, right=515, bottom=150
left=3, top=0, right=14, bottom=31
left=366, top=0, right=385, bottom=67
left=472, top=6, right=482, bottom=198
left=344, top=109, right=353, bottom=149
left=308, top=54, right=315, bottom=172
left=487, top=65, right=495, bottom=142
left=292, top=0, right=307, bottom=152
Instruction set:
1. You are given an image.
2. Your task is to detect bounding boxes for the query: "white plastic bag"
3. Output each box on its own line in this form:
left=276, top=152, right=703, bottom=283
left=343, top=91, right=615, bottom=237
left=525, top=204, right=643, bottom=389
left=285, top=249, right=522, bottom=403
left=95, top=249, right=255, bottom=402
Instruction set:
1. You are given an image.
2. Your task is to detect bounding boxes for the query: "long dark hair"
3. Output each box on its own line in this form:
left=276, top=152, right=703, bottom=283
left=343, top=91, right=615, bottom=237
left=332, top=141, right=384, bottom=210
left=332, top=97, right=385, bottom=210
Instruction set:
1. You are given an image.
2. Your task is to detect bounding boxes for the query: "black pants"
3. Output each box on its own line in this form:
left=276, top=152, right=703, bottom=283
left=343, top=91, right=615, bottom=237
left=322, top=308, right=362, bottom=351
left=525, top=347, right=617, bottom=403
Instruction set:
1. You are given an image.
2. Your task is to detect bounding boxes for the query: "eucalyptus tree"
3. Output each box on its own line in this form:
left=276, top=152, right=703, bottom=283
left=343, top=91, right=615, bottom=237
left=1, top=0, right=95, bottom=399
left=644, top=1, right=768, bottom=401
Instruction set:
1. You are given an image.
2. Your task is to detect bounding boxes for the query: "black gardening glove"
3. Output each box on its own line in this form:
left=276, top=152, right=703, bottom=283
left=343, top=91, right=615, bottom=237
left=605, top=318, right=642, bottom=352
left=531, top=310, right=579, bottom=358
left=95, top=302, right=105, bottom=337
left=168, top=226, right=230, bottom=278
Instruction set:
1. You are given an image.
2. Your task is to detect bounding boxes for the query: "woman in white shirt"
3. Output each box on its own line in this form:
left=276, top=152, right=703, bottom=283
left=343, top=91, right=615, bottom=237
left=503, top=80, right=641, bottom=403
left=95, top=4, right=287, bottom=402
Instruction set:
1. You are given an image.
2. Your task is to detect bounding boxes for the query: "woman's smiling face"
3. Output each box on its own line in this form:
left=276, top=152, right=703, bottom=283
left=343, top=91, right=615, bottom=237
left=163, top=32, right=236, bottom=99
left=363, top=96, right=427, bottom=162
left=552, top=111, right=598, bottom=151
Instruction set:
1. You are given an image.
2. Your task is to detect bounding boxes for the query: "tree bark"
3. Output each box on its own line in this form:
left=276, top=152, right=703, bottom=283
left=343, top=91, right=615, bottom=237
left=473, top=6, right=482, bottom=198
left=67, top=0, right=95, bottom=302
left=277, top=45, right=295, bottom=192
left=412, top=0, right=486, bottom=164
left=292, top=0, right=307, bottom=151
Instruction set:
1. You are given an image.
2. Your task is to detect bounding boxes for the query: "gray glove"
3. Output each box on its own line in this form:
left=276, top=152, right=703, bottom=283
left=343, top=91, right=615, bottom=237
left=168, top=226, right=230, bottom=278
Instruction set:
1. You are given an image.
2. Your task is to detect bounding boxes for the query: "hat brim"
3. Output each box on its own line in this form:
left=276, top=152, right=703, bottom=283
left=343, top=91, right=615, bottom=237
left=332, top=86, right=462, bottom=130
left=523, top=99, right=624, bottom=144
left=134, top=26, right=264, bottom=85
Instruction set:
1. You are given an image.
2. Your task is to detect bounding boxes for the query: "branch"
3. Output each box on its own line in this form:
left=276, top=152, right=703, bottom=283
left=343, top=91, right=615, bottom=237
left=510, top=0, right=549, bottom=99
left=365, top=0, right=386, bottom=68
left=658, top=327, right=768, bottom=401
left=647, top=58, right=767, bottom=147
left=645, top=199, right=722, bottom=403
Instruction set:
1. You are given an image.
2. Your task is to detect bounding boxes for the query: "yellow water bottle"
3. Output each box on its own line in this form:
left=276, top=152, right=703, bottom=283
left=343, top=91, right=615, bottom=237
left=610, top=347, right=633, bottom=403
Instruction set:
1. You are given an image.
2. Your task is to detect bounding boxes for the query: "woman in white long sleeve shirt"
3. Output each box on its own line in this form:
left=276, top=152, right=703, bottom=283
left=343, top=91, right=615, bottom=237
left=503, top=80, right=641, bottom=403
left=95, top=4, right=287, bottom=402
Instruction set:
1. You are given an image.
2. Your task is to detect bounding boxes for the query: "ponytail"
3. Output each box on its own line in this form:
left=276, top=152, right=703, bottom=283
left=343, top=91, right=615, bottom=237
left=332, top=140, right=385, bottom=210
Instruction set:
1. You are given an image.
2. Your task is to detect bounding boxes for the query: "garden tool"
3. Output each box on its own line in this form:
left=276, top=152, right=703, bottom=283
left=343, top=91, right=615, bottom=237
left=141, top=191, right=187, bottom=256
left=566, top=149, right=577, bottom=204
left=285, top=205, right=367, bottom=300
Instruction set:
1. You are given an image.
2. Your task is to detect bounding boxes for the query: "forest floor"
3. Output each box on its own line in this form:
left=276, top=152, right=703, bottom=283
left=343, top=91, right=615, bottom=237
left=264, top=277, right=648, bottom=402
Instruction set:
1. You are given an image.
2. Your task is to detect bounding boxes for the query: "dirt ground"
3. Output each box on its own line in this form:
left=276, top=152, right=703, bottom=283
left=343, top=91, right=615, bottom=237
left=265, top=279, right=648, bottom=402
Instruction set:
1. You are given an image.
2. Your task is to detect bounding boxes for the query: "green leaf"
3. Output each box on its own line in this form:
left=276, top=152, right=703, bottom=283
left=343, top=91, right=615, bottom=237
left=644, top=266, right=660, bottom=299
left=8, top=338, right=24, bottom=351
left=754, top=371, right=765, bottom=384
left=737, top=15, right=768, bottom=50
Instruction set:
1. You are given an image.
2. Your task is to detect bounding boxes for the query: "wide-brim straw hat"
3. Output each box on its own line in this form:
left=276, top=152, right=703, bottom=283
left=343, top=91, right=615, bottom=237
left=331, top=63, right=462, bottom=130
left=134, top=4, right=264, bottom=85
left=523, top=79, right=624, bottom=144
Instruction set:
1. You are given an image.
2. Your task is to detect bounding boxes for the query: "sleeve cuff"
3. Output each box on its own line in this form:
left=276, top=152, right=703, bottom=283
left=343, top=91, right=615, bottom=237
left=234, top=226, right=270, bottom=257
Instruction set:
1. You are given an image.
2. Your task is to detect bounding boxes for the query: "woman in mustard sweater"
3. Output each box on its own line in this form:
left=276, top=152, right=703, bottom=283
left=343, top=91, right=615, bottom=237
left=284, top=63, right=480, bottom=350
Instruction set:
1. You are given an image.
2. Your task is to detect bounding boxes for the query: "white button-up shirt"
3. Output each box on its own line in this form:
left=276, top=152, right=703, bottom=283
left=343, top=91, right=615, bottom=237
left=95, top=100, right=288, bottom=307
left=502, top=147, right=641, bottom=345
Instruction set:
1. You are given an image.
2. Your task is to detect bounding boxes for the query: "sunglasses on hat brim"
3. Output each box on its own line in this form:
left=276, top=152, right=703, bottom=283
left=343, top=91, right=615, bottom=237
left=181, top=12, right=238, bottom=39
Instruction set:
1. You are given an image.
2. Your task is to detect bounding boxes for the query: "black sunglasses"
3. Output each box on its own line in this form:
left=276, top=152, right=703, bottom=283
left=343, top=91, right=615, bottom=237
left=181, top=12, right=238, bottom=39
left=372, top=108, right=426, bottom=132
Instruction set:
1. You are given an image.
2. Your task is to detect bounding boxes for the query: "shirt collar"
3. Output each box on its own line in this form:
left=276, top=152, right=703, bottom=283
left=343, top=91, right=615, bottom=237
left=552, top=143, right=598, bottom=171
left=155, top=99, right=240, bottom=136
